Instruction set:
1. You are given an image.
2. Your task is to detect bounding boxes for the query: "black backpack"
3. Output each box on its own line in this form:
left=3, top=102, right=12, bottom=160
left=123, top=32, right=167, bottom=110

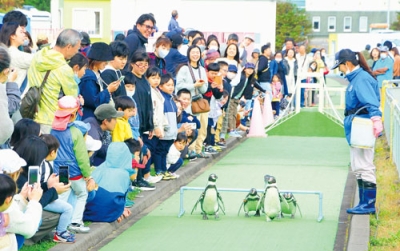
left=20, top=70, right=51, bottom=119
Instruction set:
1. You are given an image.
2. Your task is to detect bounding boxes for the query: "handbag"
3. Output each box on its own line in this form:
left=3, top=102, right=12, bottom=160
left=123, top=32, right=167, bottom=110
left=187, top=63, right=210, bottom=113
left=323, top=66, right=329, bottom=75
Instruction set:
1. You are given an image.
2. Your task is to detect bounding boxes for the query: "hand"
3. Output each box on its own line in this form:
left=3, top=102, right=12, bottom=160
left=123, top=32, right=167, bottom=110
left=371, top=116, right=383, bottom=138
left=86, top=178, right=96, bottom=191
left=47, top=173, right=59, bottom=189
left=53, top=182, right=71, bottom=194
left=154, top=128, right=163, bottom=138
left=194, top=80, right=205, bottom=88
left=148, top=130, right=154, bottom=140
left=8, top=68, right=17, bottom=82
left=78, top=95, right=85, bottom=106
left=107, top=80, right=120, bottom=93
left=138, top=137, right=144, bottom=147
left=19, top=182, right=29, bottom=199
left=28, top=183, right=43, bottom=202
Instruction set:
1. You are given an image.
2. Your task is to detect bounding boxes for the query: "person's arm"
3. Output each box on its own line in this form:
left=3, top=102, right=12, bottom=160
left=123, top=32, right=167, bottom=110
left=5, top=82, right=21, bottom=115
left=80, top=78, right=111, bottom=110
left=253, top=80, right=266, bottom=93
left=354, top=79, right=381, bottom=118
left=71, top=127, right=92, bottom=178
left=0, top=85, right=13, bottom=144
left=176, top=66, right=196, bottom=92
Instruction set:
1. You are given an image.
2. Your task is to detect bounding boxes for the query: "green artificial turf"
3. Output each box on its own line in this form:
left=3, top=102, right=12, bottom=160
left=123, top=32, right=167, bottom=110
left=268, top=110, right=344, bottom=137
left=102, top=136, right=349, bottom=251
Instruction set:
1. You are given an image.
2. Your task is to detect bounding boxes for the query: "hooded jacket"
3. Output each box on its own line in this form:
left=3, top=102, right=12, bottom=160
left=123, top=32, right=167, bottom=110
left=80, top=69, right=111, bottom=120
left=124, top=26, right=148, bottom=71
left=28, top=47, right=78, bottom=125
left=100, top=65, right=127, bottom=99
left=160, top=89, right=178, bottom=140
left=83, top=142, right=133, bottom=222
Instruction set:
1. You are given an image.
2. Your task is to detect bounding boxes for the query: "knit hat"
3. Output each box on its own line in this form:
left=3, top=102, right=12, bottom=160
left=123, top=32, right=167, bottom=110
left=88, top=42, right=113, bottom=61
left=205, top=49, right=220, bottom=61
left=0, top=149, right=26, bottom=174
left=94, top=104, right=124, bottom=121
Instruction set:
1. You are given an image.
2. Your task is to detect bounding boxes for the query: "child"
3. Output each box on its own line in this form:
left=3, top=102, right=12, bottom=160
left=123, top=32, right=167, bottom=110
left=307, top=61, right=318, bottom=107
left=0, top=174, right=17, bottom=250
left=50, top=96, right=93, bottom=234
left=124, top=73, right=140, bottom=140
left=111, top=96, right=136, bottom=142
left=166, top=132, right=187, bottom=178
left=154, top=73, right=178, bottom=180
left=39, top=134, right=76, bottom=243
left=206, top=90, right=229, bottom=152
left=271, top=74, right=283, bottom=118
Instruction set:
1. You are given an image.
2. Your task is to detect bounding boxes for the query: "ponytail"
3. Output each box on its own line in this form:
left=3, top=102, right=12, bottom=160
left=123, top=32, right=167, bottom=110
left=355, top=52, right=376, bottom=79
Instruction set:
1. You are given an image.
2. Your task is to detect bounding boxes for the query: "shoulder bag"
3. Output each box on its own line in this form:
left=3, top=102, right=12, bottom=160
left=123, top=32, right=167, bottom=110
left=188, top=64, right=210, bottom=114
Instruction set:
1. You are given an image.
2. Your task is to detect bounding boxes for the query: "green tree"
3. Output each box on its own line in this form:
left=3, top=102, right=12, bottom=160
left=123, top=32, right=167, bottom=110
left=276, top=1, right=311, bottom=52
left=0, top=0, right=24, bottom=12
left=390, top=13, right=400, bottom=30
left=23, top=0, right=51, bottom=12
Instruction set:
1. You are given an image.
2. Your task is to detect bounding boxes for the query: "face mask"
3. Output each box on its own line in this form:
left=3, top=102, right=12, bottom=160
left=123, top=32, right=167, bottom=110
left=198, top=45, right=206, bottom=53
left=23, top=40, right=29, bottom=46
left=321, top=52, right=326, bottom=57
left=380, top=53, right=387, bottom=59
left=183, top=37, right=189, bottom=45
left=227, top=72, right=236, bottom=80
left=209, top=45, right=218, bottom=51
left=73, top=73, right=80, bottom=84
left=310, top=66, right=316, bottom=71
left=345, top=65, right=350, bottom=75
left=275, top=58, right=282, bottom=63
left=126, top=90, right=135, bottom=97
left=158, top=48, right=170, bottom=58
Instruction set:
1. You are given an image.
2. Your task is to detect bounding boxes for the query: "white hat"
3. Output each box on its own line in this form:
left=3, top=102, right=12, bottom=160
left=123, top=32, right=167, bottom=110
left=244, top=34, right=254, bottom=42
left=0, top=149, right=26, bottom=174
left=86, top=135, right=102, bottom=152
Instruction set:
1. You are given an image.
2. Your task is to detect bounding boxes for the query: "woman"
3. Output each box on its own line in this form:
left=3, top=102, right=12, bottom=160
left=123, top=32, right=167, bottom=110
left=0, top=46, right=15, bottom=145
left=148, top=36, right=171, bottom=75
left=332, top=49, right=382, bottom=215
left=0, top=22, right=33, bottom=95
left=206, top=35, right=221, bottom=55
left=313, top=49, right=325, bottom=73
left=9, top=118, right=40, bottom=148
left=392, top=47, right=400, bottom=79
left=273, top=51, right=288, bottom=97
left=176, top=45, right=208, bottom=158
left=79, top=42, right=120, bottom=120
left=216, top=43, right=242, bottom=86
left=368, top=47, right=380, bottom=69
left=284, top=48, right=297, bottom=96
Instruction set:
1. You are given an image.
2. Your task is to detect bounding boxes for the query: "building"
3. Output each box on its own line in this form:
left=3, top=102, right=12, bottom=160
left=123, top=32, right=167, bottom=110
left=50, top=0, right=277, bottom=48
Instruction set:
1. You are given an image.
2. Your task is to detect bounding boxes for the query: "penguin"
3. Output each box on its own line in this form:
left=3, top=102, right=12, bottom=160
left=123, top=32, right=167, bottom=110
left=281, top=192, right=302, bottom=218
left=238, top=188, right=261, bottom=217
left=191, top=173, right=225, bottom=220
left=258, top=175, right=281, bottom=222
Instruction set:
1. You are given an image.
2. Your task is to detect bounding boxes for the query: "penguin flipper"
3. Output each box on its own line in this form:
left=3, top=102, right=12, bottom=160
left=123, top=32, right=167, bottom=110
left=257, top=193, right=266, bottom=213
left=191, top=193, right=204, bottom=215
left=217, top=192, right=226, bottom=212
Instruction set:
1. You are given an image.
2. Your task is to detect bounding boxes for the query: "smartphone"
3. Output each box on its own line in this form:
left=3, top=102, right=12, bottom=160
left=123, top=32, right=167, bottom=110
left=189, top=123, right=197, bottom=129
left=214, top=75, right=222, bottom=85
left=28, top=166, right=39, bottom=186
left=59, top=166, right=69, bottom=185
left=118, top=76, right=125, bottom=82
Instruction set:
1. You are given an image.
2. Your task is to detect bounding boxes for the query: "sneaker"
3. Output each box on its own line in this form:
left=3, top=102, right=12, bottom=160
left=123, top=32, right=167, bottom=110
left=165, top=172, right=177, bottom=180
left=195, top=151, right=209, bottom=158
left=187, top=150, right=198, bottom=161
left=170, top=172, right=180, bottom=178
left=53, top=230, right=76, bottom=243
left=125, top=199, right=135, bottom=208
left=68, top=223, right=90, bottom=233
left=133, top=179, right=156, bottom=191
left=145, top=175, right=162, bottom=184
left=212, top=146, right=223, bottom=152
left=229, top=131, right=242, bottom=138
left=216, top=141, right=226, bottom=148
left=204, top=146, right=218, bottom=154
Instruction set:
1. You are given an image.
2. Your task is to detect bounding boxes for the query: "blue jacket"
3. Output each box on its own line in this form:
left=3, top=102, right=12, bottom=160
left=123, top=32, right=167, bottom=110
left=160, top=89, right=178, bottom=140
left=168, top=17, right=183, bottom=33
left=165, top=48, right=188, bottom=77
left=80, top=69, right=111, bottom=120
left=51, top=124, right=91, bottom=178
left=179, top=111, right=201, bottom=129
left=343, top=67, right=381, bottom=144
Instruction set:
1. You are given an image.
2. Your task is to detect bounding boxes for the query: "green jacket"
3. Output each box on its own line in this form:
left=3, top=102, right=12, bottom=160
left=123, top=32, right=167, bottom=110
left=28, top=47, right=78, bottom=125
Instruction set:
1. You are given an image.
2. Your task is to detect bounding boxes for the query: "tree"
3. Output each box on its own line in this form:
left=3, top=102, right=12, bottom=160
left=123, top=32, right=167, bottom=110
left=275, top=1, right=311, bottom=52
left=390, top=13, right=400, bottom=30
left=0, top=0, right=24, bottom=12
left=23, top=0, right=51, bottom=12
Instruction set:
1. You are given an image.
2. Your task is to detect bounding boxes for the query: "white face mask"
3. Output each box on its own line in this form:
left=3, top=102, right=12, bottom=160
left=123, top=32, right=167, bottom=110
left=23, top=40, right=29, bottom=46
left=126, top=90, right=135, bottom=97
left=209, top=45, right=218, bottom=51
left=380, top=53, right=387, bottom=59
left=198, top=45, right=206, bottom=53
left=275, top=58, right=282, bottom=63
left=227, top=72, right=236, bottom=80
left=157, top=48, right=170, bottom=59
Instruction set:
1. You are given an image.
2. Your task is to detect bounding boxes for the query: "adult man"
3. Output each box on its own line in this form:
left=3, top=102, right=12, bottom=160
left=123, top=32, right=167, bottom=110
left=84, top=104, right=123, bottom=166
left=257, top=43, right=273, bottom=98
left=296, top=44, right=312, bottom=107
left=220, top=33, right=239, bottom=57
left=361, top=44, right=371, bottom=61
left=282, top=37, right=295, bottom=56
left=372, top=46, right=394, bottom=88
left=79, top=32, right=91, bottom=57
left=168, top=10, right=184, bottom=33
left=165, top=32, right=188, bottom=77
left=238, top=34, right=254, bottom=66
left=124, top=13, right=156, bottom=69
left=28, top=29, right=81, bottom=133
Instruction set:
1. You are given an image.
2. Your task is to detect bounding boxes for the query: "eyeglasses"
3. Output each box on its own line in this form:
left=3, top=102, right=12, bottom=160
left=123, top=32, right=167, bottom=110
left=141, top=24, right=154, bottom=30
left=135, top=63, right=149, bottom=69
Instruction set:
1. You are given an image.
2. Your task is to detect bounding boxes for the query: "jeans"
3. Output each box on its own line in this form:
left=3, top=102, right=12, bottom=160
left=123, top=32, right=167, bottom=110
left=271, top=101, right=280, bottom=116
left=60, top=178, right=88, bottom=225
left=142, top=134, right=159, bottom=175
left=154, top=140, right=174, bottom=174
left=168, top=158, right=183, bottom=173
left=44, top=199, right=73, bottom=233
left=259, top=82, right=272, bottom=101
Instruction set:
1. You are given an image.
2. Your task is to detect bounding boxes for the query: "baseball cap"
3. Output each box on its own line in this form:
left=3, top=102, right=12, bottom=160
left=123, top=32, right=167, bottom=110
left=252, top=48, right=260, bottom=54
left=0, top=149, right=26, bottom=174
left=244, top=34, right=254, bottom=42
left=379, top=46, right=389, bottom=52
left=94, top=104, right=124, bottom=121
left=244, top=62, right=255, bottom=69
left=228, top=64, right=238, bottom=73
left=86, top=135, right=102, bottom=152
left=331, top=49, right=356, bottom=69
left=227, top=33, right=239, bottom=42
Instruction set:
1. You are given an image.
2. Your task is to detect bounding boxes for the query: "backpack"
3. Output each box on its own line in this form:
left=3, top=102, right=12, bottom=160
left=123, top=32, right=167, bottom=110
left=20, top=70, right=51, bottom=119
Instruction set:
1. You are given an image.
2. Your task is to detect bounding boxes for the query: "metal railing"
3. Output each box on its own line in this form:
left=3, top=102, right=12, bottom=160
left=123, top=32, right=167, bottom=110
left=178, top=186, right=324, bottom=222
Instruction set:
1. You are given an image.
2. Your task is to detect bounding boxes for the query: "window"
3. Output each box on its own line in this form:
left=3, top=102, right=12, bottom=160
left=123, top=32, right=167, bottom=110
left=328, top=16, right=336, bottom=32
left=359, top=16, right=368, bottom=32
left=312, top=17, right=320, bottom=32
left=344, top=17, right=352, bottom=32
left=72, top=8, right=102, bottom=37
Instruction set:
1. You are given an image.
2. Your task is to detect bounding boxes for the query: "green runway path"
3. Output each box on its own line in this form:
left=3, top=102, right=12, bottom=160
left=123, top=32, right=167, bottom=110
left=102, top=120, right=349, bottom=251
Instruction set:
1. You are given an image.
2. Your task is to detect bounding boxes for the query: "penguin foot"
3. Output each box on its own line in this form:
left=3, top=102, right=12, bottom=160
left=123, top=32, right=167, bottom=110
left=254, top=210, right=260, bottom=217
left=245, top=213, right=250, bottom=218
left=215, top=213, right=219, bottom=219
left=291, top=214, right=295, bottom=219
left=203, top=214, right=209, bottom=220
left=266, top=216, right=272, bottom=222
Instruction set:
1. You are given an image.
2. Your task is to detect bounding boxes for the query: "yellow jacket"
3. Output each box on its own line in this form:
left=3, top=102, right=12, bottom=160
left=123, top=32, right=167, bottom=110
left=111, top=117, right=133, bottom=142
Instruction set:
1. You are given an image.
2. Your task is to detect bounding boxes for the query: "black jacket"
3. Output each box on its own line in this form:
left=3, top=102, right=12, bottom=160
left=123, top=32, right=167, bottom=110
left=132, top=74, right=154, bottom=134
left=257, top=55, right=271, bottom=82
left=100, top=69, right=127, bottom=99
left=123, top=26, right=148, bottom=70
left=232, top=73, right=266, bottom=100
